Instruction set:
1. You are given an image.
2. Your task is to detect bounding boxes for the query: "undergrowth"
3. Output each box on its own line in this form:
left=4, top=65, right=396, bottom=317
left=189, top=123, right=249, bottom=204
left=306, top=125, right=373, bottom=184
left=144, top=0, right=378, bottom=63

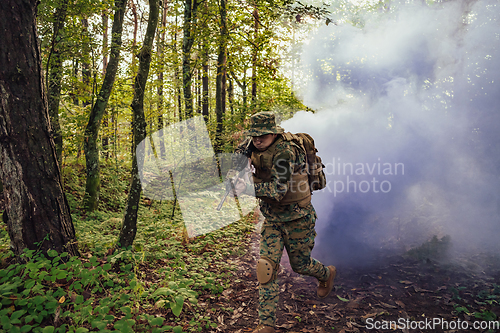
left=0, top=158, right=256, bottom=332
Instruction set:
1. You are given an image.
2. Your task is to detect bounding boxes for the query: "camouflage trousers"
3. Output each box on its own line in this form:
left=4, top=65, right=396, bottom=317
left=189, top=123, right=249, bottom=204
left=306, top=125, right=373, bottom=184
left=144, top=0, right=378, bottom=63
left=258, top=212, right=329, bottom=327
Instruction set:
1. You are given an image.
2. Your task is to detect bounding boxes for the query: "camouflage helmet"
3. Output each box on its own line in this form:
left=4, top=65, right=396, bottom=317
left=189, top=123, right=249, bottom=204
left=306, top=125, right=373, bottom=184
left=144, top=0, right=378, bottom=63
left=246, top=111, right=284, bottom=137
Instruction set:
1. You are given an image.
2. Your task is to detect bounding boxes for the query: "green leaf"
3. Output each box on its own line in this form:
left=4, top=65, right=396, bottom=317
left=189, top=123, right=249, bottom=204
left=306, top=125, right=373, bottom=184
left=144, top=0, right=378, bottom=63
left=45, top=301, right=58, bottom=310
left=149, top=317, right=164, bottom=326
left=89, top=256, right=98, bottom=266
left=75, top=328, right=89, bottom=333
left=21, top=325, right=32, bottom=333
left=33, top=295, right=45, bottom=305
left=91, top=319, right=107, bottom=330
left=170, top=297, right=184, bottom=317
left=47, top=250, right=58, bottom=258
left=103, top=263, right=112, bottom=271
left=173, top=326, right=184, bottom=333
left=24, top=280, right=36, bottom=290
left=42, top=326, right=55, bottom=333
left=153, top=287, right=173, bottom=297
left=337, top=295, right=349, bottom=302
left=11, top=309, right=26, bottom=321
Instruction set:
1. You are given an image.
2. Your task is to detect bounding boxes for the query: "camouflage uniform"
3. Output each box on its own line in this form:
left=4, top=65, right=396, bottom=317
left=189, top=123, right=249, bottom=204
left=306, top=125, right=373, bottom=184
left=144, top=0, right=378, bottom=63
left=235, top=112, right=331, bottom=328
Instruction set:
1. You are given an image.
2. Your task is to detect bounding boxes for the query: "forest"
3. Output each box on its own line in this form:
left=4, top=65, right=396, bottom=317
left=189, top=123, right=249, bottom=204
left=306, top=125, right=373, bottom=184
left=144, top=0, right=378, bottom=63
left=1, top=0, right=500, bottom=332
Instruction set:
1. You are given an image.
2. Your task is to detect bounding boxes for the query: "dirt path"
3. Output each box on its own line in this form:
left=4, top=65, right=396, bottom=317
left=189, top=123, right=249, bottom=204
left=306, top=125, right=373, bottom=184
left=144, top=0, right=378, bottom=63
left=209, top=214, right=500, bottom=333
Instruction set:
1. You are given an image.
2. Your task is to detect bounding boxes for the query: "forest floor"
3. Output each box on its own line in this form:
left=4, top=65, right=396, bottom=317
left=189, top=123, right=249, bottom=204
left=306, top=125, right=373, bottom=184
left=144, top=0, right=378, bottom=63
left=207, top=213, right=500, bottom=333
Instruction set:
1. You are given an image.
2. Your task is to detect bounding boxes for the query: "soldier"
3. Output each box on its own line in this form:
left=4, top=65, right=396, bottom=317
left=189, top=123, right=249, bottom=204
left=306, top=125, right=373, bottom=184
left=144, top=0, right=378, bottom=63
left=232, top=111, right=336, bottom=333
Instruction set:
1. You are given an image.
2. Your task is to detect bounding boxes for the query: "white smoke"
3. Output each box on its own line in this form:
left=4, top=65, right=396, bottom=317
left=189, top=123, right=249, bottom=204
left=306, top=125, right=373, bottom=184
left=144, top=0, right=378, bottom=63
left=281, top=0, right=500, bottom=266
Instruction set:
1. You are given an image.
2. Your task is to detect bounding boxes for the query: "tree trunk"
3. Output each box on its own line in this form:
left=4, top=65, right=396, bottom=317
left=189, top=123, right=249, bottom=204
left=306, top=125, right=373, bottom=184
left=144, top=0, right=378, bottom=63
left=118, top=0, right=159, bottom=249
left=83, top=0, right=127, bottom=212
left=174, top=14, right=182, bottom=121
left=0, top=0, right=78, bottom=257
left=182, top=0, right=199, bottom=119
left=215, top=0, right=228, bottom=151
left=102, top=10, right=109, bottom=159
left=251, top=7, right=259, bottom=105
left=201, top=0, right=210, bottom=124
left=47, top=0, right=69, bottom=167
left=228, top=77, right=234, bottom=115
left=81, top=18, right=92, bottom=107
left=202, top=54, right=209, bottom=123
left=130, top=0, right=139, bottom=74
left=157, top=0, right=167, bottom=158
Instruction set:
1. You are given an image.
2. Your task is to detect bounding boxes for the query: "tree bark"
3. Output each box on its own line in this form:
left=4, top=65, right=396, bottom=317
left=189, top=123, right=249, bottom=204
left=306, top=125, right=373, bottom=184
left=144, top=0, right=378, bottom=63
left=201, top=0, right=210, bottom=124
left=118, top=0, right=159, bottom=249
left=0, top=0, right=78, bottom=257
left=102, top=10, right=109, bottom=159
left=83, top=0, right=127, bottom=212
left=157, top=0, right=168, bottom=158
left=182, top=0, right=199, bottom=119
left=47, top=0, right=69, bottom=167
left=81, top=18, right=92, bottom=107
left=251, top=7, right=259, bottom=105
left=215, top=0, right=228, bottom=151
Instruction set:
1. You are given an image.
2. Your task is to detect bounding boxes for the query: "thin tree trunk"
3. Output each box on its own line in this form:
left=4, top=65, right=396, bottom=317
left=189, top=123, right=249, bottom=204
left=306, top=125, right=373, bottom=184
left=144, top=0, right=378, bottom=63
left=197, top=68, right=202, bottom=114
left=0, top=0, right=78, bottom=257
left=228, top=77, right=234, bottom=115
left=82, top=18, right=92, bottom=107
left=182, top=0, right=199, bottom=119
left=47, top=0, right=69, bottom=167
left=201, top=0, right=209, bottom=123
left=130, top=0, right=139, bottom=74
left=157, top=0, right=167, bottom=157
left=251, top=7, right=259, bottom=105
left=118, top=0, right=159, bottom=249
left=83, top=0, right=127, bottom=212
left=202, top=54, right=209, bottom=123
left=174, top=14, right=182, bottom=121
left=102, top=10, right=109, bottom=159
left=215, top=0, right=227, bottom=151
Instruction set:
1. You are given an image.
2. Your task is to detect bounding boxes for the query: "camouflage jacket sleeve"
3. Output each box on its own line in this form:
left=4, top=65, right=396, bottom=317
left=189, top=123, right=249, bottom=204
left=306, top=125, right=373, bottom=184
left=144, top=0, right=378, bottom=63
left=253, top=141, right=301, bottom=202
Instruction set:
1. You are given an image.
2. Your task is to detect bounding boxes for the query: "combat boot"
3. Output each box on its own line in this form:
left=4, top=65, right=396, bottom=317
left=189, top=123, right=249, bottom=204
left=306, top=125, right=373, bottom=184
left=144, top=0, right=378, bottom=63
left=317, top=265, right=336, bottom=299
left=252, top=324, right=275, bottom=333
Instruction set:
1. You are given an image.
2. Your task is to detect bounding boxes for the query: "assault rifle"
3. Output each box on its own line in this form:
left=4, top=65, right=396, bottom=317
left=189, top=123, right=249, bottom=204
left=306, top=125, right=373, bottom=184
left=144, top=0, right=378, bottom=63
left=216, top=141, right=254, bottom=211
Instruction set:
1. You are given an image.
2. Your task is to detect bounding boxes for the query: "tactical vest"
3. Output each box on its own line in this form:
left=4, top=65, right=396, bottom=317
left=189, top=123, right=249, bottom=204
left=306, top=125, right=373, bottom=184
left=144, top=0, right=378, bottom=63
left=251, top=136, right=311, bottom=207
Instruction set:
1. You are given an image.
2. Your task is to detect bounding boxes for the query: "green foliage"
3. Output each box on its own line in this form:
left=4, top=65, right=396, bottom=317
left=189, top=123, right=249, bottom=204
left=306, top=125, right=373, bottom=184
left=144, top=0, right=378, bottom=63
left=405, top=235, right=451, bottom=261
left=0, top=159, right=255, bottom=332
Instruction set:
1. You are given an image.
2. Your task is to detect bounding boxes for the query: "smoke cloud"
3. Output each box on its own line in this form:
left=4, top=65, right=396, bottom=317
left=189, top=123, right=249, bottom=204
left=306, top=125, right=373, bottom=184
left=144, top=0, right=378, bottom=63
left=281, top=0, right=500, bottom=267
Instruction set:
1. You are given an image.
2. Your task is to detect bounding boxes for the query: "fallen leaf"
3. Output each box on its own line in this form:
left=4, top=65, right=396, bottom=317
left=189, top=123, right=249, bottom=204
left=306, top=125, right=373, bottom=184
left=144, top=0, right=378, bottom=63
left=399, top=280, right=413, bottom=285
left=379, top=301, right=397, bottom=309
left=361, top=312, right=378, bottom=319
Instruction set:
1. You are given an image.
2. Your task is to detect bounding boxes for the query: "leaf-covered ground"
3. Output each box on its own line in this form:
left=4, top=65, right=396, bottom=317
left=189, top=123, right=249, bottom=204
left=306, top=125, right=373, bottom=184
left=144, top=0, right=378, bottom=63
left=214, top=218, right=500, bottom=332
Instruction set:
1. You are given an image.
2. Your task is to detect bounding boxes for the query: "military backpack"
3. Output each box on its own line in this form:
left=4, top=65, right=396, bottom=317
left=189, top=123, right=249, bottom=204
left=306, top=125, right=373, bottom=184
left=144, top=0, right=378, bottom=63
left=281, top=132, right=327, bottom=192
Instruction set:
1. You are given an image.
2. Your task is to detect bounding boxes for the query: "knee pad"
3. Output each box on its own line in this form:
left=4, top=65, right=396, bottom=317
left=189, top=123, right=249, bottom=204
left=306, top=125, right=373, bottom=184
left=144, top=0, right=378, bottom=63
left=256, top=257, right=277, bottom=285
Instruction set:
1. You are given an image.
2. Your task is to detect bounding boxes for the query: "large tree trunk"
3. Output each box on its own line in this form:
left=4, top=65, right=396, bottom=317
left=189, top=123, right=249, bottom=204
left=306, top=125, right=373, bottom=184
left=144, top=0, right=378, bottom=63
left=118, top=0, right=159, bottom=249
left=182, top=0, right=199, bottom=119
left=215, top=0, right=228, bottom=151
left=47, top=0, right=69, bottom=167
left=83, top=0, right=127, bottom=212
left=0, top=0, right=79, bottom=257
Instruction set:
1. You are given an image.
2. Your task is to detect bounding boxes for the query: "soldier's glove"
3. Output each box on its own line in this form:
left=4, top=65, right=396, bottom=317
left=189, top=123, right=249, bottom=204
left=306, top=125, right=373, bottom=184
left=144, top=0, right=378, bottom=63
left=229, top=178, right=247, bottom=198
